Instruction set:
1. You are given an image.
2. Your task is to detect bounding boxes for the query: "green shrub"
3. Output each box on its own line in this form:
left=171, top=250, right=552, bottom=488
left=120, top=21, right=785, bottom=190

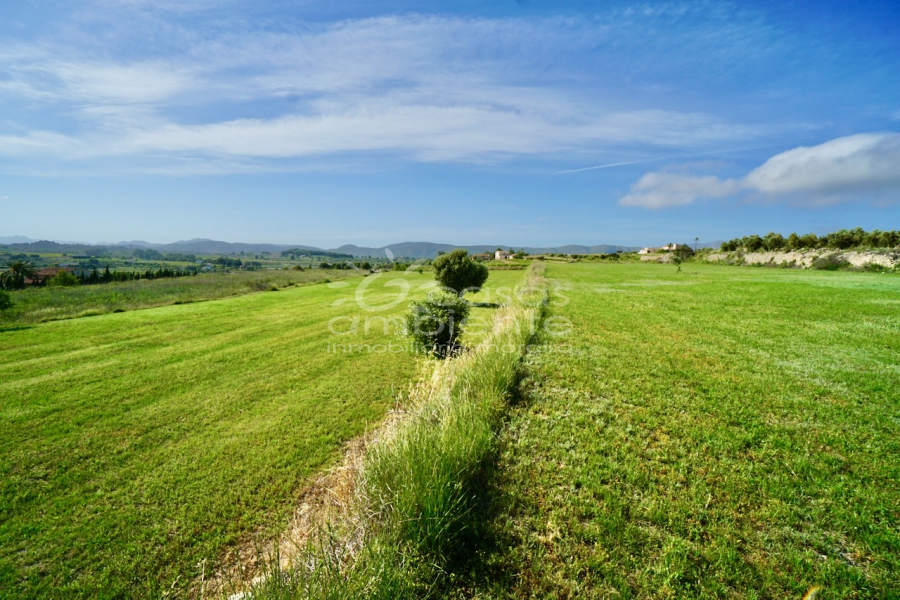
left=860, top=262, right=890, bottom=273
left=406, top=290, right=470, bottom=357
left=250, top=264, right=546, bottom=600
left=432, top=249, right=489, bottom=296
left=812, top=253, right=850, bottom=271
left=0, top=289, right=12, bottom=311
left=47, top=271, right=80, bottom=287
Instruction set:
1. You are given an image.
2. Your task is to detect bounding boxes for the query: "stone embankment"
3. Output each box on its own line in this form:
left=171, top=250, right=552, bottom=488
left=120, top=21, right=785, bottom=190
left=704, top=249, right=900, bottom=269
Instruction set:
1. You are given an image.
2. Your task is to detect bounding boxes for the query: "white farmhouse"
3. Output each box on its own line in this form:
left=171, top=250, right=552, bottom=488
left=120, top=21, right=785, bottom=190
left=495, top=250, right=512, bottom=260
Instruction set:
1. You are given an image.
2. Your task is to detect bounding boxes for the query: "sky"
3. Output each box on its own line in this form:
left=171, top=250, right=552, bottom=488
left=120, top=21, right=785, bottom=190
left=1, top=0, right=899, bottom=248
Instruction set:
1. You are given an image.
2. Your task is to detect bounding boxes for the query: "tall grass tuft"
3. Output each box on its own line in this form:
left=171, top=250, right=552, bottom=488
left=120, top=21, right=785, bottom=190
left=247, top=262, right=546, bottom=599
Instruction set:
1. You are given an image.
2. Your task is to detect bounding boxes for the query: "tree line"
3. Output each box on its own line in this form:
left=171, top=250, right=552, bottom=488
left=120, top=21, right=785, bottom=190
left=720, top=228, right=900, bottom=252
left=282, top=248, right=354, bottom=259
left=0, top=260, right=197, bottom=290
left=317, top=261, right=374, bottom=270
left=77, top=266, right=197, bottom=285
left=132, top=248, right=197, bottom=262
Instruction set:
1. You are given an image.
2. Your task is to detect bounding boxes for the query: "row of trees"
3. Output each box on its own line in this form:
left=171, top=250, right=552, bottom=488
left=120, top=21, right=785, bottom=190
left=721, top=228, right=900, bottom=253
left=282, top=248, right=354, bottom=259
left=132, top=249, right=198, bottom=262
left=317, top=261, right=374, bottom=270
left=0, top=260, right=197, bottom=290
left=77, top=266, right=197, bottom=285
left=214, top=256, right=243, bottom=268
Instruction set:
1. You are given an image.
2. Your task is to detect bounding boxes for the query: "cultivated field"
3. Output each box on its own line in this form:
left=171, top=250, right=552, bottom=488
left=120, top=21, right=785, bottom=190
left=456, top=262, right=900, bottom=599
left=5, top=261, right=896, bottom=599
left=1, top=271, right=436, bottom=598
left=0, top=269, right=360, bottom=326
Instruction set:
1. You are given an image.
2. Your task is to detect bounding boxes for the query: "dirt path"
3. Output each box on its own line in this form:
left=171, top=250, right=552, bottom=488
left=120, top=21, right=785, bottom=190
left=191, top=404, right=407, bottom=599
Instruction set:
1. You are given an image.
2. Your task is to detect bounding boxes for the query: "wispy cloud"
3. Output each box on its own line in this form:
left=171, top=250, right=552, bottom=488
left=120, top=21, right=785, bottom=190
left=0, top=7, right=777, bottom=173
left=620, top=172, right=740, bottom=209
left=618, top=133, right=900, bottom=208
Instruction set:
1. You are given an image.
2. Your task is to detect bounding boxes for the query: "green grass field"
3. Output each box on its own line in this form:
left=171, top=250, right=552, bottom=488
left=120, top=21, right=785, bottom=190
left=454, top=262, right=900, bottom=599
left=0, top=267, right=524, bottom=599
left=8, top=261, right=896, bottom=599
left=0, top=269, right=360, bottom=326
left=1, top=271, right=442, bottom=598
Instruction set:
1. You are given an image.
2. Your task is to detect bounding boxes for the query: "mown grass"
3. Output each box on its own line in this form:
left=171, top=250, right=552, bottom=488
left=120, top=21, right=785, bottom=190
left=247, top=266, right=543, bottom=599
left=450, top=262, right=900, bottom=599
left=0, top=271, right=435, bottom=598
left=0, top=269, right=359, bottom=326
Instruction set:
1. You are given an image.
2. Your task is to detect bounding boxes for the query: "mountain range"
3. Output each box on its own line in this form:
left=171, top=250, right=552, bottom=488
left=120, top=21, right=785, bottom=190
left=0, top=237, right=725, bottom=257
left=332, top=242, right=641, bottom=259
left=0, top=235, right=38, bottom=244
left=1, top=237, right=645, bottom=257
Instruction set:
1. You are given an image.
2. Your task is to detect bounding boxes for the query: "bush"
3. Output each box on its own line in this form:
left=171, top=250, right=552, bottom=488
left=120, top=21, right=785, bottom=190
left=0, top=289, right=11, bottom=311
left=432, top=249, right=489, bottom=296
left=406, top=290, right=470, bottom=357
left=47, top=271, right=80, bottom=287
left=811, top=253, right=850, bottom=271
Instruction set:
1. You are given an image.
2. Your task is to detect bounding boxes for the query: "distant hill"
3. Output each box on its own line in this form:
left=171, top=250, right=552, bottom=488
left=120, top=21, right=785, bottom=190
left=0, top=238, right=317, bottom=255
left=699, top=241, right=724, bottom=250
left=523, top=244, right=639, bottom=255
left=148, top=239, right=320, bottom=254
left=0, top=235, right=36, bottom=244
left=0, top=240, right=112, bottom=254
left=111, top=240, right=156, bottom=248
left=333, top=242, right=462, bottom=258
left=2, top=237, right=639, bottom=258
left=334, top=242, right=639, bottom=259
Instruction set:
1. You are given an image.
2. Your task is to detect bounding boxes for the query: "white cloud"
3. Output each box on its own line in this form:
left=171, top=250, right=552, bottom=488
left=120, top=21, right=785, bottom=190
left=0, top=131, right=82, bottom=155
left=52, top=61, right=195, bottom=104
left=0, top=11, right=764, bottom=171
left=744, top=133, right=900, bottom=196
left=619, top=172, right=740, bottom=209
left=619, top=133, right=900, bottom=208
left=92, top=106, right=749, bottom=163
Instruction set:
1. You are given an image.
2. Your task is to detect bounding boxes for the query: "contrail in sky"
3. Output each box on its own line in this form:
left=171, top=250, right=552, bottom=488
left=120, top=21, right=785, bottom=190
left=553, top=144, right=786, bottom=175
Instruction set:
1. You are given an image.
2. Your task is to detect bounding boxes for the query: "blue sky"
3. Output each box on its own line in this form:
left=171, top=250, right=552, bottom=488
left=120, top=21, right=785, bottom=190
left=2, top=0, right=899, bottom=247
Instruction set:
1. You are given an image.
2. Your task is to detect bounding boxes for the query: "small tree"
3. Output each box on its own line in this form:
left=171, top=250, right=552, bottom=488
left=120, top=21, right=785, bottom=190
left=0, top=289, right=12, bottom=311
left=672, top=244, right=693, bottom=272
left=406, top=290, right=470, bottom=357
left=674, top=244, right=694, bottom=261
left=48, top=271, right=80, bottom=287
left=431, top=249, right=489, bottom=296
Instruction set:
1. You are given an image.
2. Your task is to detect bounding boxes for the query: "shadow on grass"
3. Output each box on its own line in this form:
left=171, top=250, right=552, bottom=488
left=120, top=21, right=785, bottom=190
left=469, top=301, right=503, bottom=308
left=0, top=323, right=35, bottom=333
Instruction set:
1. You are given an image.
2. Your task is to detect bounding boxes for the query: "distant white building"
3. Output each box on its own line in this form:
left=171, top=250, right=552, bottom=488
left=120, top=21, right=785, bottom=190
left=639, top=244, right=683, bottom=254
left=495, top=250, right=512, bottom=260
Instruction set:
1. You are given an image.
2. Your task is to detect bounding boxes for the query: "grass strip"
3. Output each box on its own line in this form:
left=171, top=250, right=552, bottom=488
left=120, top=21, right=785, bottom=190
left=0, top=269, right=359, bottom=326
left=246, top=263, right=547, bottom=599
